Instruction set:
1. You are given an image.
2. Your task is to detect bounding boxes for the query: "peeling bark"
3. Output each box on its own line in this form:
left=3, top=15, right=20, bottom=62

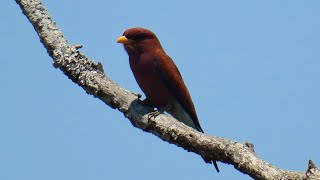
left=15, top=0, right=320, bottom=179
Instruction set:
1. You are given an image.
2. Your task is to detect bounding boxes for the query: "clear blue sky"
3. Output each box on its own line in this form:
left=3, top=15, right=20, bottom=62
left=2, top=1, right=320, bottom=179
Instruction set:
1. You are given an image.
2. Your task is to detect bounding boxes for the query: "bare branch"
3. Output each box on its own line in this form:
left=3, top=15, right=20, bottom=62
left=15, top=0, right=319, bottom=179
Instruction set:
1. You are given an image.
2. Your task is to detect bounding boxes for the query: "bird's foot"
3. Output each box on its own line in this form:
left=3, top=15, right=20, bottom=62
left=140, top=99, right=158, bottom=119
left=147, top=110, right=162, bottom=119
left=147, top=104, right=172, bottom=119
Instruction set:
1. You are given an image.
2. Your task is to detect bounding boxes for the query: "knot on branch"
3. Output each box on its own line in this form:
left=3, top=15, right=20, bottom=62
left=306, top=160, right=320, bottom=179
left=244, top=142, right=255, bottom=153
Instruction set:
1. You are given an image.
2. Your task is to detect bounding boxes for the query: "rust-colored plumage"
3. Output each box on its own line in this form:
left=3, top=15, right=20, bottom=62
left=117, top=27, right=219, bottom=172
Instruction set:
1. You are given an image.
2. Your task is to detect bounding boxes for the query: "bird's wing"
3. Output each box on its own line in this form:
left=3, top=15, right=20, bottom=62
left=153, top=53, right=204, bottom=132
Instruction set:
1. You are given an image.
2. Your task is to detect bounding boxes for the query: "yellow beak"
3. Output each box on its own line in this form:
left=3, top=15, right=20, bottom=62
left=117, top=36, right=132, bottom=44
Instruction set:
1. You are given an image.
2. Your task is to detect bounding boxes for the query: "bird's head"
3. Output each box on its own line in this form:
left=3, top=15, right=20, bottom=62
left=117, top=27, right=162, bottom=55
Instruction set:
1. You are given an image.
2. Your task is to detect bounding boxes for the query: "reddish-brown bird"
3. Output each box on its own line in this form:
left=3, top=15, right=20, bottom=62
left=117, top=27, right=219, bottom=172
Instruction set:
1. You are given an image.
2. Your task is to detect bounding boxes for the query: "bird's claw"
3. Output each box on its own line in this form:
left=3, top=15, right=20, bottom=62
left=147, top=110, right=162, bottom=119
left=147, top=104, right=171, bottom=119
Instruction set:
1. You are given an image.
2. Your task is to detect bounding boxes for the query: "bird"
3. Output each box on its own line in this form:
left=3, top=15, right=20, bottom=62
left=117, top=27, right=219, bottom=172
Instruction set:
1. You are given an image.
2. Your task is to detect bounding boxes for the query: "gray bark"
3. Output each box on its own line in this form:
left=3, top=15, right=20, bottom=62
left=15, top=0, right=320, bottom=179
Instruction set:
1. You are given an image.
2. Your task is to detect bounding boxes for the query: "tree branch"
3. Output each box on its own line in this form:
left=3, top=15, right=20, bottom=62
left=15, top=0, right=319, bottom=179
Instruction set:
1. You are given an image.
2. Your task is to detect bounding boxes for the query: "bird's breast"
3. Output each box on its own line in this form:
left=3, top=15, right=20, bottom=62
left=129, top=54, right=171, bottom=107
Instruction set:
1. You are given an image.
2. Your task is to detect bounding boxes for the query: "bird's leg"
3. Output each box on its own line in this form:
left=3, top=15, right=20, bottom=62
left=147, top=104, right=172, bottom=119
left=157, top=104, right=172, bottom=114
left=140, top=98, right=155, bottom=108
left=140, top=98, right=160, bottom=119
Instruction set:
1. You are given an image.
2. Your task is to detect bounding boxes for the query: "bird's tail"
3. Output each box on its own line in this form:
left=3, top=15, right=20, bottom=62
left=167, top=100, right=220, bottom=172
